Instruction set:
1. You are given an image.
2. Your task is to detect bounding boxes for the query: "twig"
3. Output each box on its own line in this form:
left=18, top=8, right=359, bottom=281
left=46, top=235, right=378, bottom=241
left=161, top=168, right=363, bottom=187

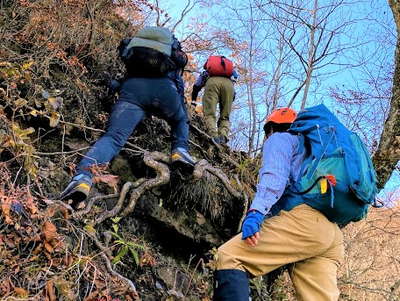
left=12, top=166, right=23, bottom=187
left=101, top=252, right=138, bottom=298
left=58, top=119, right=105, bottom=133
left=34, top=147, right=89, bottom=156
left=121, top=147, right=144, bottom=155
left=189, top=123, right=212, bottom=140
left=61, top=122, right=66, bottom=155
left=76, top=233, right=90, bottom=287
left=184, top=258, right=204, bottom=296
left=88, top=266, right=97, bottom=299
left=234, top=174, right=249, bottom=233
left=125, top=141, right=146, bottom=153
left=41, top=198, right=74, bottom=212
left=172, top=269, right=179, bottom=291
left=76, top=233, right=87, bottom=291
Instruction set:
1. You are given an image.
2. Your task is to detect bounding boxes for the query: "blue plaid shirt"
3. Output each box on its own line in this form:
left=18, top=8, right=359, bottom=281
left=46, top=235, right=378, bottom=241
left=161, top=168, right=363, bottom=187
left=250, top=132, right=305, bottom=215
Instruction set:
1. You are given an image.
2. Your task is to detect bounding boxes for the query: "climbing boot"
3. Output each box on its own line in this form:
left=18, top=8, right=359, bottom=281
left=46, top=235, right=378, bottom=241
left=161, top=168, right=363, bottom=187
left=171, top=147, right=197, bottom=167
left=60, top=174, right=92, bottom=209
left=212, top=136, right=223, bottom=145
left=212, top=136, right=228, bottom=145
left=218, top=135, right=229, bottom=144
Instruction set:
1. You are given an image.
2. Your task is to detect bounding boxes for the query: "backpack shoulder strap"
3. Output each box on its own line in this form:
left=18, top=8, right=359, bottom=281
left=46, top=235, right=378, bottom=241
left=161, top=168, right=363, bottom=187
left=118, top=38, right=132, bottom=62
left=170, top=35, right=188, bottom=70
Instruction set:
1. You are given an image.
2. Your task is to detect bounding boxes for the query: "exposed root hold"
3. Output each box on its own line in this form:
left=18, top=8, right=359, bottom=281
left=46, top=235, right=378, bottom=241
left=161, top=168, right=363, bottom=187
left=120, top=151, right=170, bottom=217
left=93, top=179, right=148, bottom=225
left=194, top=159, right=243, bottom=200
left=75, top=193, right=120, bottom=218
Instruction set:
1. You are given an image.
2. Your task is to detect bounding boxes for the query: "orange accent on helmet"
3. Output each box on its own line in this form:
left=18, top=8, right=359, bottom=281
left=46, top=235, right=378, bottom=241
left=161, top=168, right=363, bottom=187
left=266, top=107, right=297, bottom=124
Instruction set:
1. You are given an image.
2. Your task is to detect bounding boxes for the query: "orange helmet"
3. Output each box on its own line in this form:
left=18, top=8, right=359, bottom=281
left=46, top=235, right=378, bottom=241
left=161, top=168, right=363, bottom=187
left=266, top=107, right=297, bottom=125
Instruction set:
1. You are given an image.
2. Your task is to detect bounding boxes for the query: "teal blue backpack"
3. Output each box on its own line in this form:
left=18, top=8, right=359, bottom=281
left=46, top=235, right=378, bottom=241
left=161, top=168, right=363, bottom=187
left=288, top=104, right=378, bottom=225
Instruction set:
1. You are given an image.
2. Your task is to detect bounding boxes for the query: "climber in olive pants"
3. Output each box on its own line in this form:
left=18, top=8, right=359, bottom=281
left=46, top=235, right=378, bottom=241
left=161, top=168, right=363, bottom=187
left=192, top=70, right=237, bottom=144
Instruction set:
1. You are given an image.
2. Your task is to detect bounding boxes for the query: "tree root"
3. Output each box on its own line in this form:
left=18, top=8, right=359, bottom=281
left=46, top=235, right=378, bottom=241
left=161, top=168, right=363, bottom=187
left=234, top=174, right=249, bottom=232
left=83, top=153, right=246, bottom=226
left=93, top=179, right=145, bottom=225
left=77, top=152, right=170, bottom=224
left=73, top=151, right=248, bottom=229
left=85, top=230, right=138, bottom=298
left=100, top=251, right=139, bottom=299
left=70, top=150, right=248, bottom=299
left=75, top=193, right=120, bottom=218
left=78, top=152, right=172, bottom=298
left=120, top=151, right=170, bottom=217
left=193, top=159, right=243, bottom=200
left=50, top=150, right=246, bottom=231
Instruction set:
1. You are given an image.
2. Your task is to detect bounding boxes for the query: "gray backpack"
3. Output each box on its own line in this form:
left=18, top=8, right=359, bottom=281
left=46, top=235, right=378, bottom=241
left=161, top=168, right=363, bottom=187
left=118, top=26, right=187, bottom=77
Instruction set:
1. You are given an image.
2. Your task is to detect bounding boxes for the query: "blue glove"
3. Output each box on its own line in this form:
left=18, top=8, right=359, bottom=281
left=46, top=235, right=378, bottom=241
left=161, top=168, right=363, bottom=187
left=241, top=210, right=265, bottom=240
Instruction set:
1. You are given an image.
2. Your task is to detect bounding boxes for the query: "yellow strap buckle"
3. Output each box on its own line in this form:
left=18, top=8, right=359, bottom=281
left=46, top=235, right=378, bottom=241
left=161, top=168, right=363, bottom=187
left=320, top=178, right=328, bottom=194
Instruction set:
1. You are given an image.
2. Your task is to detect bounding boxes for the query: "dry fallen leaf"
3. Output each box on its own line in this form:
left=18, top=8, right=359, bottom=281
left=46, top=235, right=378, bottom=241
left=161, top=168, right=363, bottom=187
left=44, top=241, right=54, bottom=253
left=0, top=278, right=12, bottom=296
left=21, top=60, right=34, bottom=70
left=47, top=96, right=63, bottom=110
left=42, top=221, right=57, bottom=242
left=32, top=244, right=43, bottom=255
left=14, top=287, right=28, bottom=297
left=93, top=174, right=120, bottom=189
left=25, top=190, right=38, bottom=214
left=46, top=280, right=56, bottom=301
left=4, top=236, right=15, bottom=248
left=48, top=111, right=60, bottom=127
left=1, top=201, right=12, bottom=224
left=14, top=98, right=28, bottom=108
left=54, top=278, right=75, bottom=301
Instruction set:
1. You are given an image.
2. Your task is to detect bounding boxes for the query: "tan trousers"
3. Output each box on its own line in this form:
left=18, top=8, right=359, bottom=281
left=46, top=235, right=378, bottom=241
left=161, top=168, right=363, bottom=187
left=217, top=204, right=344, bottom=301
left=202, top=76, right=234, bottom=139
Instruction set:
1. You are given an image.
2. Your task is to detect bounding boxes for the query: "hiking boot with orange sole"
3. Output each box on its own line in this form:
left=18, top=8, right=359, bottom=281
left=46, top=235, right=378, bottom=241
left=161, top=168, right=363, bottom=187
left=60, top=174, right=92, bottom=209
left=171, top=147, right=197, bottom=170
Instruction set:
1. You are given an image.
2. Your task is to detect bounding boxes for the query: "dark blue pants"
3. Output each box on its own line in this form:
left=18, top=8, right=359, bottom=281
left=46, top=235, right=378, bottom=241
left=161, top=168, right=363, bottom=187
left=77, top=77, right=189, bottom=177
left=213, top=270, right=250, bottom=301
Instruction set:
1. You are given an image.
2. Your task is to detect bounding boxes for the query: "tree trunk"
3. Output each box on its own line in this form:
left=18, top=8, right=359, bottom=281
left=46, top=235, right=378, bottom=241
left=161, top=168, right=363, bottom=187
left=300, top=0, right=318, bottom=109
left=373, top=0, right=400, bottom=188
left=247, top=2, right=257, bottom=155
